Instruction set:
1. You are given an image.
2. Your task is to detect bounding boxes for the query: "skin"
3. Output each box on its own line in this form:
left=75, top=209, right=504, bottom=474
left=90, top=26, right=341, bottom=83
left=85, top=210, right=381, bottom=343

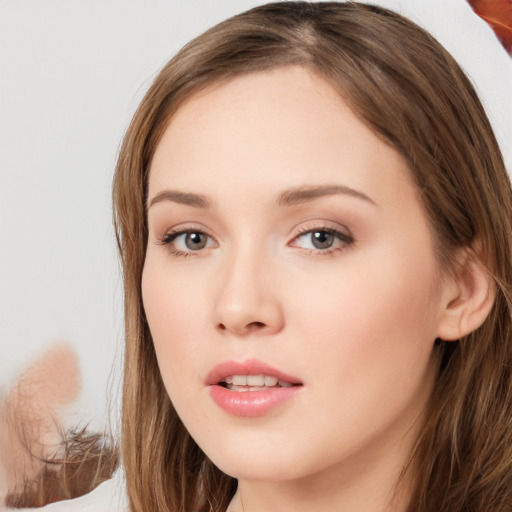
left=142, top=66, right=462, bottom=512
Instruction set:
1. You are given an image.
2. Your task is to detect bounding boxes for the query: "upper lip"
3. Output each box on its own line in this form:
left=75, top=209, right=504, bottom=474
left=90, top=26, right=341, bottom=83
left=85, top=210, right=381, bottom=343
left=205, top=358, right=302, bottom=386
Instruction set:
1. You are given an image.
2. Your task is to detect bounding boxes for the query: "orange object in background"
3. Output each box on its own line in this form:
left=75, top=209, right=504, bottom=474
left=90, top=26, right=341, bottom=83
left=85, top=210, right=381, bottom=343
left=468, top=0, right=512, bottom=54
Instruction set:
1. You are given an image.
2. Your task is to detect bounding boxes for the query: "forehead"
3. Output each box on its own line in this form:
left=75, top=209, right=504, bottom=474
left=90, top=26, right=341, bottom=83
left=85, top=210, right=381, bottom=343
left=148, top=66, right=413, bottom=207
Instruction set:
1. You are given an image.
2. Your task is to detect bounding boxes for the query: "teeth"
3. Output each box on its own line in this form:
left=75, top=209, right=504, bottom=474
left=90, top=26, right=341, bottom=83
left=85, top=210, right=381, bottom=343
left=247, top=375, right=265, bottom=386
left=232, top=375, right=247, bottom=386
left=264, top=376, right=278, bottom=386
left=230, top=385, right=264, bottom=392
left=221, top=374, right=294, bottom=391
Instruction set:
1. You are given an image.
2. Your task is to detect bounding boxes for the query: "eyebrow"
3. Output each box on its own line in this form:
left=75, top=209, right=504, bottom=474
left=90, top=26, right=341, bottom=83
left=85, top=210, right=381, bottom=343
left=147, top=190, right=210, bottom=210
left=276, top=184, right=376, bottom=207
left=147, top=183, right=376, bottom=211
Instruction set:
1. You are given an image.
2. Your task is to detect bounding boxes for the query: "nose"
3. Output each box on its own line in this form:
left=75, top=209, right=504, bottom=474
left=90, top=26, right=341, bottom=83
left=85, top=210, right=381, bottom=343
left=213, top=248, right=284, bottom=336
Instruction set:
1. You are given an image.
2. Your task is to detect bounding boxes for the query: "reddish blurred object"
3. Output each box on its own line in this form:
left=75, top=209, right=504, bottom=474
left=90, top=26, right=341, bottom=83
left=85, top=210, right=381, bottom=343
left=468, top=0, right=512, bottom=54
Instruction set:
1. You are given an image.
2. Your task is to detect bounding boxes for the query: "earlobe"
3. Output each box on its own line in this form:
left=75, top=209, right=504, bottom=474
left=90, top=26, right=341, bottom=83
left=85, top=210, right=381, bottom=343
left=436, top=252, right=495, bottom=341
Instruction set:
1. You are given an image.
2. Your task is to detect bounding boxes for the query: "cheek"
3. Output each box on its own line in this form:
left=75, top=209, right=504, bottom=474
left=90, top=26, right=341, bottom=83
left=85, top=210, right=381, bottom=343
left=141, top=259, right=206, bottom=394
left=270, top=255, right=441, bottom=468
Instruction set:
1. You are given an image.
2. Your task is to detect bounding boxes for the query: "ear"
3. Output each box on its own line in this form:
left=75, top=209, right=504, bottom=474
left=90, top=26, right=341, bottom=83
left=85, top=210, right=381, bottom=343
left=437, top=249, right=495, bottom=341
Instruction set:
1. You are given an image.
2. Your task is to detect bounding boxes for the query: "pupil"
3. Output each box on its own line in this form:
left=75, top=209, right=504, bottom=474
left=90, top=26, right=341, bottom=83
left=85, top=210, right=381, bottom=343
left=312, top=231, right=334, bottom=249
left=186, top=232, right=206, bottom=250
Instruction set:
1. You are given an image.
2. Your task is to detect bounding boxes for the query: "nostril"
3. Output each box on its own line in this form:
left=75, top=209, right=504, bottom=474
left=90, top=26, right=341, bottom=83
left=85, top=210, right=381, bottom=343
left=248, top=321, right=266, bottom=330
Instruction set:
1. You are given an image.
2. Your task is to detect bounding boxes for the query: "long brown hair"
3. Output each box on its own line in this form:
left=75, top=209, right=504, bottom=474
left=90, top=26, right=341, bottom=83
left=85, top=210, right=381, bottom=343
left=112, top=3, right=512, bottom=511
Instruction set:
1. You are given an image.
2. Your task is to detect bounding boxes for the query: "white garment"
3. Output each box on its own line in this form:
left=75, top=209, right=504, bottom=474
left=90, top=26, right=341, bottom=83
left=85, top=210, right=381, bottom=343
left=8, top=468, right=129, bottom=512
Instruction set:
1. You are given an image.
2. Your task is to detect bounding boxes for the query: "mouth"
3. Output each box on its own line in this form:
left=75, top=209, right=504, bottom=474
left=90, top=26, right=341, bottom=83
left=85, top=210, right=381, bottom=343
left=206, top=359, right=303, bottom=416
left=218, top=374, right=298, bottom=392
left=206, top=358, right=303, bottom=390
left=205, top=359, right=304, bottom=417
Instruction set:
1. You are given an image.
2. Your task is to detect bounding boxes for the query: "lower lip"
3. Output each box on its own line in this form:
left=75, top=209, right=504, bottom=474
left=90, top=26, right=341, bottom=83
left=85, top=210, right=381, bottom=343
left=209, top=385, right=302, bottom=417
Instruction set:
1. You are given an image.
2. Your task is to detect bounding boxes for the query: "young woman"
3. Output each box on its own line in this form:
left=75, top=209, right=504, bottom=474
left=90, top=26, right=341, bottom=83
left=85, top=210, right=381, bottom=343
left=111, top=1, right=512, bottom=511
left=3, top=1, right=512, bottom=511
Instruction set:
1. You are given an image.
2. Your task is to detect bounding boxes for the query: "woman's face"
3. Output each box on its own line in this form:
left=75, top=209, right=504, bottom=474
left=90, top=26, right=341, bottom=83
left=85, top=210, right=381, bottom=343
left=142, top=67, right=452, bottom=483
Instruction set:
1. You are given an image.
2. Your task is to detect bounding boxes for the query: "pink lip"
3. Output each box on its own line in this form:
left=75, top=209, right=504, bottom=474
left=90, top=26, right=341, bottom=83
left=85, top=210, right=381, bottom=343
left=206, top=359, right=303, bottom=417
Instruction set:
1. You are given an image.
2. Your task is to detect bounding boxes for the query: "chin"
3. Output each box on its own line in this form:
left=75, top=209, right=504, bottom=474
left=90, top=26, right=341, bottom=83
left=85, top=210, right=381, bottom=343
left=197, top=431, right=311, bottom=482
left=214, top=456, right=303, bottom=483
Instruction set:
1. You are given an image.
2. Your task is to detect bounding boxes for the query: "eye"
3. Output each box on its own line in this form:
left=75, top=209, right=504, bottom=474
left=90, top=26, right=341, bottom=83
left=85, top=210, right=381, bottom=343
left=308, top=230, right=336, bottom=250
left=291, top=227, right=354, bottom=253
left=178, top=232, right=208, bottom=250
left=159, top=229, right=216, bottom=256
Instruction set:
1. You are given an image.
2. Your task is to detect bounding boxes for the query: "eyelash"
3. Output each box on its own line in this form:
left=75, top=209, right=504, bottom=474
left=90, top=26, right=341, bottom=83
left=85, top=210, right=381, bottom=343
left=157, top=225, right=354, bottom=258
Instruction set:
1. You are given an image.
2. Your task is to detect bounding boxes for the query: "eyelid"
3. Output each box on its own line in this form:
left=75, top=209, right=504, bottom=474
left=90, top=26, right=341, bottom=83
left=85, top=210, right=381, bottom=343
left=290, top=220, right=353, bottom=239
left=157, top=222, right=214, bottom=239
